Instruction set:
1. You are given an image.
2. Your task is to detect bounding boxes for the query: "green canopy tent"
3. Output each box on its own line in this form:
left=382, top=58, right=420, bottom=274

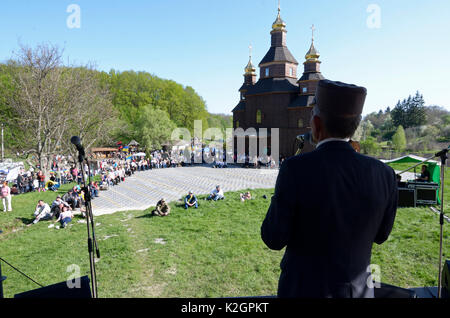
left=382, top=155, right=441, bottom=204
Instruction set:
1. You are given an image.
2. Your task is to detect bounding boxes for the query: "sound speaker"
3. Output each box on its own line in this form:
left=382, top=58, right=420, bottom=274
left=398, top=188, right=416, bottom=207
left=14, top=276, right=91, bottom=298
left=416, top=187, right=437, bottom=205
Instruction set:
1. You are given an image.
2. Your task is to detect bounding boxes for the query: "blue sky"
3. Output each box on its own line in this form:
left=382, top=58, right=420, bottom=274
left=0, top=0, right=449, bottom=115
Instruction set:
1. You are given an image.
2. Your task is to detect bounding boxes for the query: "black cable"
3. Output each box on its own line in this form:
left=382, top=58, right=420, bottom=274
left=0, top=257, right=44, bottom=288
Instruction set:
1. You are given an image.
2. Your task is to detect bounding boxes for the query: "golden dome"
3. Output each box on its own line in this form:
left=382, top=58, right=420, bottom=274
left=305, top=42, right=320, bottom=61
left=245, top=58, right=256, bottom=75
left=272, top=8, right=286, bottom=31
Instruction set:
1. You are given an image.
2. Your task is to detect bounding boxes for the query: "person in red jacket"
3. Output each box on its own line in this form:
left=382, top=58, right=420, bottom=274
left=37, top=171, right=46, bottom=192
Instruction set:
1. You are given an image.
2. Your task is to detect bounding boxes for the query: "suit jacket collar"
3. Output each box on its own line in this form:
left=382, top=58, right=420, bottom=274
left=316, top=140, right=355, bottom=151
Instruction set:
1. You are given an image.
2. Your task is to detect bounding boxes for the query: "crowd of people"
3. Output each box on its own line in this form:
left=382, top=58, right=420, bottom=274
left=235, top=154, right=278, bottom=169
left=27, top=185, right=87, bottom=228
left=1, top=147, right=267, bottom=227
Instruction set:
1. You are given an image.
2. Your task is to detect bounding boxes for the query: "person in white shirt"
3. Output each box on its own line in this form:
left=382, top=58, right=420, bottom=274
left=207, top=185, right=225, bottom=201
left=55, top=206, right=74, bottom=228
left=1, top=181, right=12, bottom=212
left=29, top=200, right=52, bottom=225
left=33, top=178, right=39, bottom=191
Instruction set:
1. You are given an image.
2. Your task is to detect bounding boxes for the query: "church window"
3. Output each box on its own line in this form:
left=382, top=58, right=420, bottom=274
left=298, top=118, right=304, bottom=128
left=290, top=68, right=293, bottom=76
left=302, top=87, right=308, bottom=93
left=265, top=68, right=269, bottom=77
left=256, top=110, right=262, bottom=124
left=236, top=120, right=240, bottom=128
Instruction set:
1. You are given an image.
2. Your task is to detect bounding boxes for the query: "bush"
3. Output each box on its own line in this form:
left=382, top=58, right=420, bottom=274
left=360, top=137, right=381, bottom=155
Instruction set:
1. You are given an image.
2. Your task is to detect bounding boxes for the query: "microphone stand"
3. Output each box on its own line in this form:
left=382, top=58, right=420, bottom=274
left=75, top=146, right=100, bottom=298
left=436, top=147, right=447, bottom=299
left=397, top=146, right=448, bottom=298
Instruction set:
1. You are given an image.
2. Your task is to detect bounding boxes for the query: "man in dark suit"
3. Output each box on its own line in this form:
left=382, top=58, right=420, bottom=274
left=261, top=80, right=398, bottom=298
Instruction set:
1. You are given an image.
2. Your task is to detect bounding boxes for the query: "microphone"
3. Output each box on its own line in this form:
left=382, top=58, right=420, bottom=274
left=71, top=136, right=85, bottom=162
left=435, top=145, right=450, bottom=158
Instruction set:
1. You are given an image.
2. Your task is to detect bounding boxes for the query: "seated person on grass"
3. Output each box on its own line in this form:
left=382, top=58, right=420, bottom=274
left=207, top=185, right=225, bottom=201
left=55, top=206, right=74, bottom=228
left=46, top=179, right=60, bottom=192
left=51, top=196, right=71, bottom=220
left=28, top=200, right=52, bottom=226
left=240, top=191, right=252, bottom=202
left=63, top=187, right=82, bottom=210
left=152, top=198, right=170, bottom=217
left=185, top=191, right=198, bottom=209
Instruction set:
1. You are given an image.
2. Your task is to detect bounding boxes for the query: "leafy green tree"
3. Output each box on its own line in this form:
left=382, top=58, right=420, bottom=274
left=109, top=70, right=210, bottom=138
left=134, top=106, right=177, bottom=151
left=392, top=125, right=407, bottom=152
left=207, top=113, right=233, bottom=137
left=360, top=136, right=381, bottom=155
left=443, top=114, right=450, bottom=126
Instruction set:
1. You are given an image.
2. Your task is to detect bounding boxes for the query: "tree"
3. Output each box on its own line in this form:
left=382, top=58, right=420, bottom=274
left=109, top=70, right=210, bottom=138
left=360, top=136, right=381, bottom=155
left=60, top=67, right=119, bottom=164
left=392, top=125, right=407, bottom=152
left=405, top=91, right=427, bottom=127
left=134, top=106, right=177, bottom=151
left=361, top=120, right=374, bottom=140
left=3, top=43, right=115, bottom=174
left=391, top=92, right=427, bottom=128
left=391, top=100, right=407, bottom=128
left=6, top=44, right=69, bottom=174
left=207, top=113, right=233, bottom=138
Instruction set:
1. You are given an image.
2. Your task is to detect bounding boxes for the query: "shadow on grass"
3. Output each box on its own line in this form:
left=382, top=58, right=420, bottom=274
left=16, top=217, right=35, bottom=225
left=136, top=212, right=157, bottom=219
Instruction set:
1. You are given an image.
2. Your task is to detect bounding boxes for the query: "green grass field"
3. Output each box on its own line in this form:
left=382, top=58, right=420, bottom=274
left=0, top=164, right=448, bottom=297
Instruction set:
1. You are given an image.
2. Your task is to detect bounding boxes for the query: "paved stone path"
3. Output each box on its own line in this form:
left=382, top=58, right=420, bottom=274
left=91, top=166, right=279, bottom=216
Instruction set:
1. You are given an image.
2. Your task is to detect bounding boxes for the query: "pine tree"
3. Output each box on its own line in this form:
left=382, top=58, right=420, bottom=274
left=391, top=100, right=405, bottom=127
left=405, top=91, right=427, bottom=127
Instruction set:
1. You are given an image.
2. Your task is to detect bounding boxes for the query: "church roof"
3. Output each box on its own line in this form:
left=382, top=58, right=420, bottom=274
left=246, top=77, right=298, bottom=96
left=298, top=72, right=325, bottom=82
left=288, top=95, right=316, bottom=108
left=232, top=100, right=246, bottom=112
left=239, top=82, right=253, bottom=92
left=259, top=46, right=298, bottom=66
